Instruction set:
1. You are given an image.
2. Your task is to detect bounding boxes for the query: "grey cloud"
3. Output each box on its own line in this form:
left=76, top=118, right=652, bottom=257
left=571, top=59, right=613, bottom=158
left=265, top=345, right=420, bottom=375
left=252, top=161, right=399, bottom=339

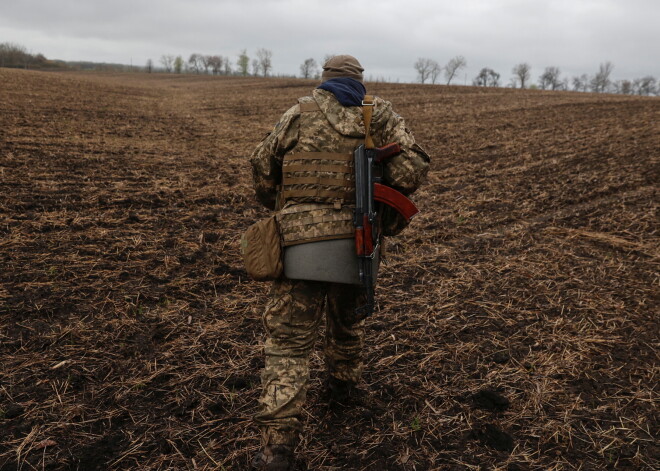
left=0, top=0, right=657, bottom=82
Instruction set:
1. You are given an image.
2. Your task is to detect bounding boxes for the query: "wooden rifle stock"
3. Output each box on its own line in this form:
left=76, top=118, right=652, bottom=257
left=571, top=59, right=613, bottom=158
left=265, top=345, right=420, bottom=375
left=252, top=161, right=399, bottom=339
left=373, top=143, right=401, bottom=163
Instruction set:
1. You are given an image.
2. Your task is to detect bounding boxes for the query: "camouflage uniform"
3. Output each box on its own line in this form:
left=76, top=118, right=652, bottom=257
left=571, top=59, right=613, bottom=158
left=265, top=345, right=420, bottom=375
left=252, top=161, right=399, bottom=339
left=250, top=87, right=429, bottom=447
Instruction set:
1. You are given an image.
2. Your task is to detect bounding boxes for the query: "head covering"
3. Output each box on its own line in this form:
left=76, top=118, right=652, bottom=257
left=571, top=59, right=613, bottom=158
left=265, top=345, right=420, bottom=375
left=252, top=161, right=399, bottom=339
left=321, top=55, right=364, bottom=83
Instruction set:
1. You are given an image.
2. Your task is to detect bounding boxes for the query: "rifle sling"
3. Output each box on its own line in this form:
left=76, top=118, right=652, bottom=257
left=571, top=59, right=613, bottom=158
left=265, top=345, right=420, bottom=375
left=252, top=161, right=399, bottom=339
left=362, top=95, right=375, bottom=149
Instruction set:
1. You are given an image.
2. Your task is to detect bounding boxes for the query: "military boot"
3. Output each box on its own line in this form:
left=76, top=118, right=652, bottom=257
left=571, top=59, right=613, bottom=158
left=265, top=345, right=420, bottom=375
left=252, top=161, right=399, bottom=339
left=251, top=444, right=294, bottom=471
left=325, top=376, right=358, bottom=404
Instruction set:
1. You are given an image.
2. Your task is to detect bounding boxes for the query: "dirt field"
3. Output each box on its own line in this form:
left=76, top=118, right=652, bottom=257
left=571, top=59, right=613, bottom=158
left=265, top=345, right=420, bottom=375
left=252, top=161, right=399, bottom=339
left=0, top=69, right=658, bottom=470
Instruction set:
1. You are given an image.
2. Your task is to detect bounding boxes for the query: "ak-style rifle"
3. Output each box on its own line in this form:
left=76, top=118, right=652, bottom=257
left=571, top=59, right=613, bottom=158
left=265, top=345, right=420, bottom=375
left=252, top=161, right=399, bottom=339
left=354, top=143, right=419, bottom=317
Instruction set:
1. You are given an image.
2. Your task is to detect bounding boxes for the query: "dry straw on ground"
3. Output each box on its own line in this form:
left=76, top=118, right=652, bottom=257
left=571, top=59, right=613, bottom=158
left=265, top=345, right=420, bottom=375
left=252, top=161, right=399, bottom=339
left=0, top=69, right=658, bottom=470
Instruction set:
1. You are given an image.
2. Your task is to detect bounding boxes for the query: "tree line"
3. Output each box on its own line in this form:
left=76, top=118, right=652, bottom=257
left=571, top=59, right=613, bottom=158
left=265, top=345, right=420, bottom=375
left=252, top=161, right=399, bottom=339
left=2, top=40, right=657, bottom=96
left=0, top=41, right=141, bottom=72
left=414, top=56, right=658, bottom=96
left=155, top=48, right=274, bottom=76
left=0, top=42, right=52, bottom=69
left=152, top=51, right=335, bottom=80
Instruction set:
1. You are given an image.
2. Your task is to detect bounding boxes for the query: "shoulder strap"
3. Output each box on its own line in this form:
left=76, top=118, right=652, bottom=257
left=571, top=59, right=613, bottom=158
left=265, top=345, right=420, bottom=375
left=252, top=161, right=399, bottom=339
left=362, top=95, right=375, bottom=149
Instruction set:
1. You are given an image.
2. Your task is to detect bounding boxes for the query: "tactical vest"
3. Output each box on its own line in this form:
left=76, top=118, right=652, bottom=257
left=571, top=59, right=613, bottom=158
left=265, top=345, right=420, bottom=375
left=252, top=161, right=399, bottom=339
left=277, top=97, right=367, bottom=246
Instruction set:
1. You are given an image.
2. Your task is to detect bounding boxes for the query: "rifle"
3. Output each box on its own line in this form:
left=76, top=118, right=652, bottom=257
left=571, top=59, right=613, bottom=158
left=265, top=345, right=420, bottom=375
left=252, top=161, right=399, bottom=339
left=353, top=143, right=419, bottom=317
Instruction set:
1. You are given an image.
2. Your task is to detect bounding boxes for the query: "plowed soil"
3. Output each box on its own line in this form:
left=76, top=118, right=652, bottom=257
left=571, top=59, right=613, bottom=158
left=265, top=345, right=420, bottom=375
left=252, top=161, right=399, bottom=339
left=1, top=69, right=658, bottom=470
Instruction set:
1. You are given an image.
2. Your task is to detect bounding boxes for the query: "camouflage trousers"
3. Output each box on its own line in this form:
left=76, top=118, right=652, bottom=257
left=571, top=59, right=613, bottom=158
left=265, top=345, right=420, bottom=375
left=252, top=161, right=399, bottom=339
left=254, top=278, right=367, bottom=446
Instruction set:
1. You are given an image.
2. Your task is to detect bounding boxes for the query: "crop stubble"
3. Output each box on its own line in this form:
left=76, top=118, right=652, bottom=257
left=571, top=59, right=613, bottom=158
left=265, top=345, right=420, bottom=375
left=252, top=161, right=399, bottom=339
left=0, top=69, right=658, bottom=470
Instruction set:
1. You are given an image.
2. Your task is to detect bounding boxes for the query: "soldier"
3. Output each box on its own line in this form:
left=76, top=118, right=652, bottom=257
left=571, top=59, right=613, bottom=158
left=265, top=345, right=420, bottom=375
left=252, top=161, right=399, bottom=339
left=249, top=55, right=430, bottom=470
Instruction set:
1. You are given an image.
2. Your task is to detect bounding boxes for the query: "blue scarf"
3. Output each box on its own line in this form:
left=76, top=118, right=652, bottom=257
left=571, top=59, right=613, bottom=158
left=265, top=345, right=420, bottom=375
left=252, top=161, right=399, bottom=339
left=317, top=77, right=366, bottom=107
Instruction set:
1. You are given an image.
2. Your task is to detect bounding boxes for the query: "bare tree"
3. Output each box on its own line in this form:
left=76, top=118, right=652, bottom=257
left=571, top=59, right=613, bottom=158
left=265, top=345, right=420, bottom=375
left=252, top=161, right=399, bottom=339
left=429, top=60, right=442, bottom=84
left=201, top=55, right=212, bottom=74
left=256, top=48, right=273, bottom=76
left=612, top=80, right=632, bottom=94
left=444, top=55, right=466, bottom=85
left=512, top=63, right=531, bottom=89
left=590, top=61, right=614, bottom=93
left=223, top=57, right=232, bottom=75
left=188, top=53, right=202, bottom=74
left=207, top=55, right=223, bottom=75
left=251, top=58, right=259, bottom=76
left=299, top=58, right=318, bottom=79
left=414, top=58, right=436, bottom=84
left=473, top=68, right=500, bottom=87
left=145, top=58, right=153, bottom=73
left=538, top=66, right=562, bottom=90
left=632, top=76, right=657, bottom=96
left=188, top=52, right=199, bottom=74
left=621, top=80, right=633, bottom=94
left=572, top=74, right=589, bottom=92
left=160, top=55, right=174, bottom=73
left=237, top=50, right=249, bottom=76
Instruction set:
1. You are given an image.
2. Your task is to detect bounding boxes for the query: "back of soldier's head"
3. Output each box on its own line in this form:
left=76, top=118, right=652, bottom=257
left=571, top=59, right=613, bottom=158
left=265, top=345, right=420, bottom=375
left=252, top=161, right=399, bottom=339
left=321, top=55, right=364, bottom=83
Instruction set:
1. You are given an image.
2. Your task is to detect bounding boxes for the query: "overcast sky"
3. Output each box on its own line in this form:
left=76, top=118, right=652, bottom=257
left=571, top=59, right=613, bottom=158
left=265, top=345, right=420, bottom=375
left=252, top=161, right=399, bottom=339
left=1, top=0, right=658, bottom=84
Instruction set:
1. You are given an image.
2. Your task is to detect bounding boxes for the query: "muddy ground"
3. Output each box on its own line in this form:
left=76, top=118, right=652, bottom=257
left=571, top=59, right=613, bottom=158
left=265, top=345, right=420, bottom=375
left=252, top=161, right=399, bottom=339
left=0, top=69, right=658, bottom=470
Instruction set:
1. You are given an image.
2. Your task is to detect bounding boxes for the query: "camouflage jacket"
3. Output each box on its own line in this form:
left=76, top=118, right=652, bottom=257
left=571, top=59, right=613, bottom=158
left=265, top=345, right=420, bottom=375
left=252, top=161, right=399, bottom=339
left=250, top=88, right=430, bottom=245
